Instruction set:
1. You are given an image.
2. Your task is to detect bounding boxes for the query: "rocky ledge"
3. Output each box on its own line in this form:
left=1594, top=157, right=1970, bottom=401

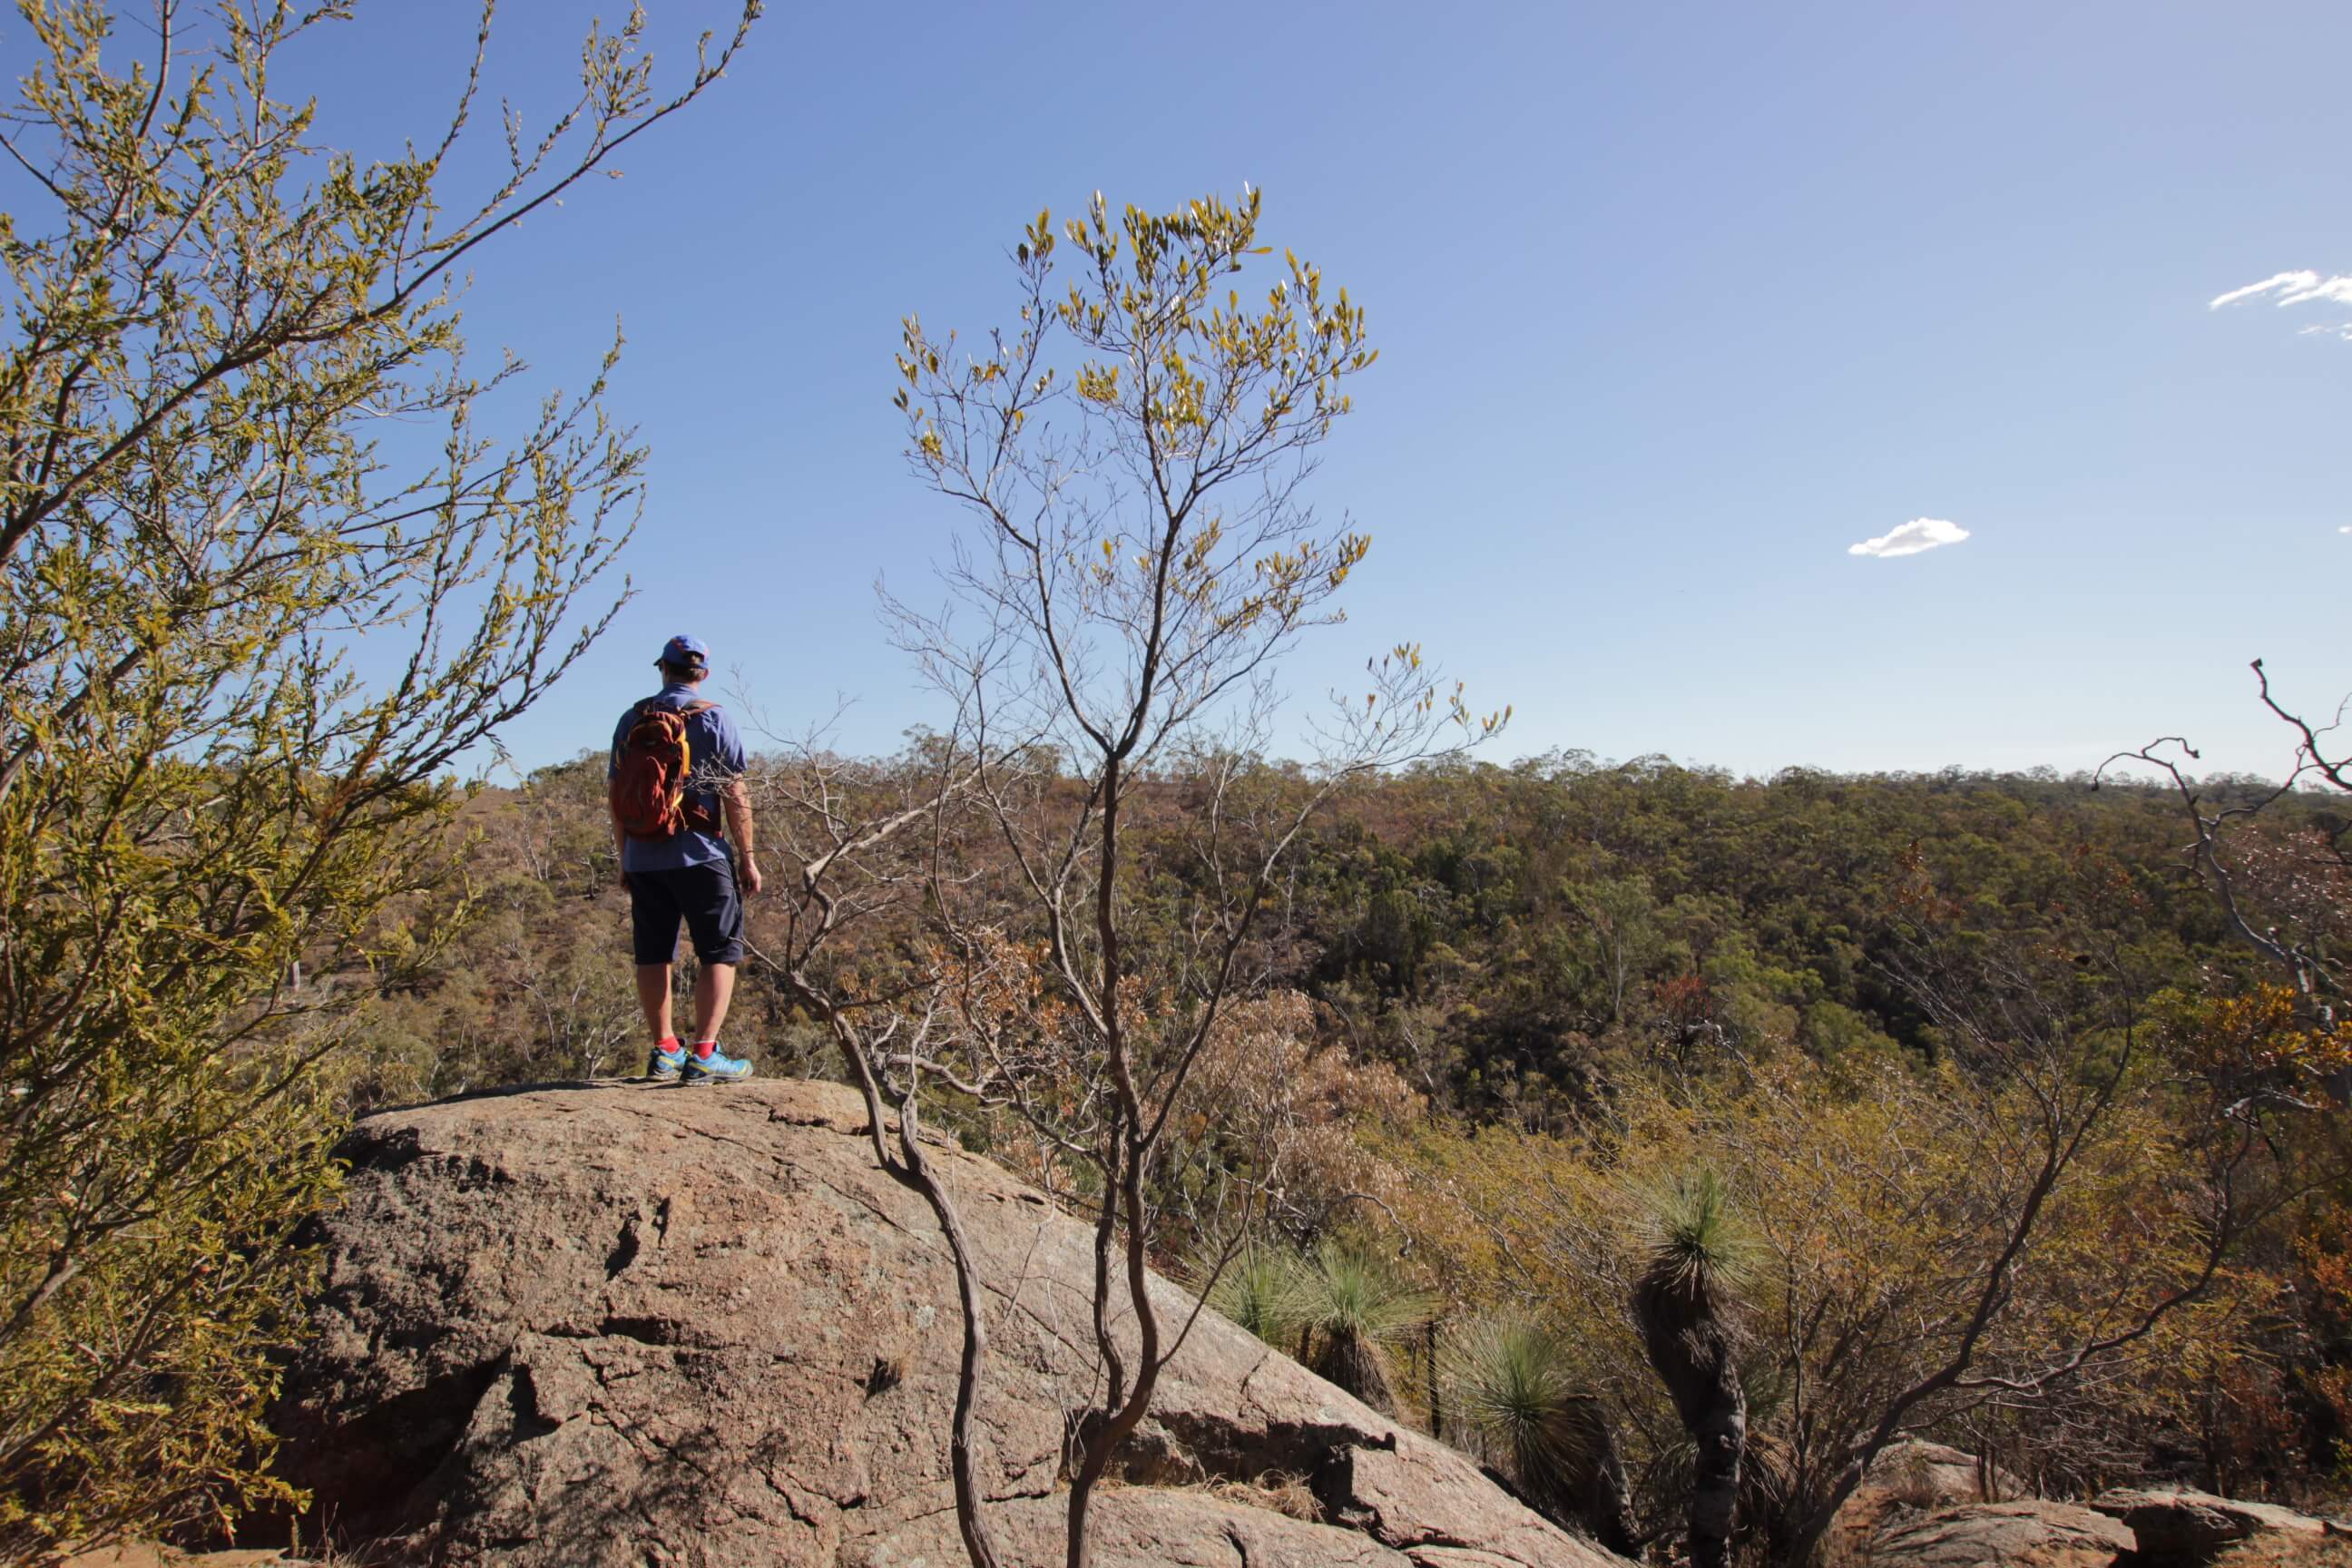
left=272, top=1078, right=1629, bottom=1568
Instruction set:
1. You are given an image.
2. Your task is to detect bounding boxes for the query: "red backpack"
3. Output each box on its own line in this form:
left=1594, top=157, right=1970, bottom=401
left=610, top=699, right=722, bottom=841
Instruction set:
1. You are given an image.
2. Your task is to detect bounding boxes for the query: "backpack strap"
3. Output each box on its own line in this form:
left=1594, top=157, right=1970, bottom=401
left=624, top=697, right=713, bottom=732
left=675, top=701, right=725, bottom=834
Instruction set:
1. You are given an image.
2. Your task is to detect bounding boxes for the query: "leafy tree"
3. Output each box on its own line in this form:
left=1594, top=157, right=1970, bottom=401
left=1566, top=874, right=1662, bottom=1025
left=886, top=189, right=1503, bottom=1568
left=1357, top=886, right=1436, bottom=993
left=0, top=1, right=755, bottom=1556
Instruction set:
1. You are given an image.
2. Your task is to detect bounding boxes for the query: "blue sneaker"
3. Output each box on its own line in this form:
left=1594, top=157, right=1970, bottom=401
left=645, top=1041, right=686, bottom=1082
left=680, top=1044, right=752, bottom=1084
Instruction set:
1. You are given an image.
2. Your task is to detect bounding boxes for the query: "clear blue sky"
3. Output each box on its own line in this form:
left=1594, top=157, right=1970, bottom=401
left=288, top=3, right=2352, bottom=779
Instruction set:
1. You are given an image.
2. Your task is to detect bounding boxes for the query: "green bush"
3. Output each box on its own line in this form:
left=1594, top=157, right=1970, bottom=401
left=0, top=2, right=752, bottom=1555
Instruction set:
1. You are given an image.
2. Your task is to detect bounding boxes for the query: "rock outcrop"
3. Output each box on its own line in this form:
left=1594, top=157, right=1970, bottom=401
left=1828, top=1437, right=2026, bottom=1560
left=1837, top=1471, right=2352, bottom=1568
left=273, top=1079, right=1626, bottom=1568
left=1865, top=1501, right=2138, bottom=1568
left=2088, top=1488, right=2332, bottom=1564
left=1860, top=1439, right=2024, bottom=1508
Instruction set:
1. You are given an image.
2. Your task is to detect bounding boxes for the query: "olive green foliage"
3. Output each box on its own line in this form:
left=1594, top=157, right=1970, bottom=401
left=1292, top=757, right=2300, bottom=1124
left=0, top=1, right=753, bottom=1557
left=390, top=751, right=2288, bottom=1123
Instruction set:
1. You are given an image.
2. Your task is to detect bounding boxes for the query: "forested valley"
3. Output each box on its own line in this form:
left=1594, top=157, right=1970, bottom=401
left=336, top=741, right=2352, bottom=1551
left=348, top=750, right=2290, bottom=1122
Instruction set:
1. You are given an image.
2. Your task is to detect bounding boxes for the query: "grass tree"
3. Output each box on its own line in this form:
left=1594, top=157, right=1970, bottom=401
left=1202, top=1242, right=1311, bottom=1347
left=1633, top=1171, right=1753, bottom=1568
left=0, top=2, right=755, bottom=1556
left=1443, top=1315, right=1639, bottom=1554
left=1296, top=1240, right=1434, bottom=1417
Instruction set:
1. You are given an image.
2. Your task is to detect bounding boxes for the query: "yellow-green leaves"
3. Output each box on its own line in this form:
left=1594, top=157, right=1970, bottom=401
left=1075, top=362, right=1121, bottom=404
left=880, top=193, right=1503, bottom=1568
left=0, top=0, right=759, bottom=1549
left=1016, top=207, right=1056, bottom=266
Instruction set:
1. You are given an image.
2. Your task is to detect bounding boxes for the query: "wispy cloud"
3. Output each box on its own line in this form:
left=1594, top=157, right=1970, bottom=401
left=2210, top=270, right=2352, bottom=311
left=1848, top=518, right=1970, bottom=559
left=2341, top=525, right=2351, bottom=535
left=2301, top=322, right=2352, bottom=341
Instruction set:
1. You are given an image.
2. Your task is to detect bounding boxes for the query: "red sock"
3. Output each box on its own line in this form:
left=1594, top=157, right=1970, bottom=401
left=691, top=1040, right=717, bottom=1058
left=655, top=1035, right=681, bottom=1054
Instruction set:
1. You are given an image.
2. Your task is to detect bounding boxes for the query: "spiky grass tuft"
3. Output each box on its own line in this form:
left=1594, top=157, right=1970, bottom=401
left=1442, top=1314, right=1597, bottom=1478
left=1196, top=1240, right=1309, bottom=1345
left=1293, top=1238, right=1432, bottom=1416
left=1639, top=1169, right=1758, bottom=1297
left=1298, top=1239, right=1434, bottom=1345
left=1442, top=1313, right=1639, bottom=1552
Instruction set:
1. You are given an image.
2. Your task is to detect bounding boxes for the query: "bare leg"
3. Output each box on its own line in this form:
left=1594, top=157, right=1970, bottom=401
left=691, top=962, right=737, bottom=1044
left=636, top=964, right=675, bottom=1042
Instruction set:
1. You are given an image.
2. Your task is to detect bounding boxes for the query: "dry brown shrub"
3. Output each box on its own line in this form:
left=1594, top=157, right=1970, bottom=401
left=1198, top=1472, right=1321, bottom=1522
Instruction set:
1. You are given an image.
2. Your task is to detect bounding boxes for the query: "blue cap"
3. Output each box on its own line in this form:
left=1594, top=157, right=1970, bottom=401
left=658, top=633, right=709, bottom=666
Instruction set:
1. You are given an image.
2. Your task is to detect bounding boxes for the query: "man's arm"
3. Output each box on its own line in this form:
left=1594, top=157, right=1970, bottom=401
left=723, top=776, right=761, bottom=896
left=703, top=708, right=761, bottom=897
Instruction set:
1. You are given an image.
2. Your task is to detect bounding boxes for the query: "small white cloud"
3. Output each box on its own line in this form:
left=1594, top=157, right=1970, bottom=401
left=2341, top=525, right=2352, bottom=534
left=2301, top=322, right=2352, bottom=341
left=1848, top=518, right=1970, bottom=559
left=2210, top=270, right=2352, bottom=313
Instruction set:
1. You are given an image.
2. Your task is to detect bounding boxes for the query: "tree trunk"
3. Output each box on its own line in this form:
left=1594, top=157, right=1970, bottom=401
left=1425, top=1319, right=1444, bottom=1440
left=1635, top=1272, right=1747, bottom=1568
left=1562, top=1396, right=1642, bottom=1559
left=1313, top=1327, right=1398, bottom=1416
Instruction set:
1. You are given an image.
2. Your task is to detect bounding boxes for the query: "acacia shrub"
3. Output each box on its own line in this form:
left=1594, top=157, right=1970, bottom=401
left=0, top=1, right=754, bottom=1553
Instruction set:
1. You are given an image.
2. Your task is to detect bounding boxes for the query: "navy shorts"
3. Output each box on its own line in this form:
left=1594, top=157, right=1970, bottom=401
left=627, top=859, right=745, bottom=966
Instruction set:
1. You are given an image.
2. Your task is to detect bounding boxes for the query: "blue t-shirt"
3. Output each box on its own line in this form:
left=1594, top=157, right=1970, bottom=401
left=610, top=683, right=748, bottom=873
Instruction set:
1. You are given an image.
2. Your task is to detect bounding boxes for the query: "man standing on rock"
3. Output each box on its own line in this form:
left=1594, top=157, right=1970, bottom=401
left=610, top=633, right=761, bottom=1083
